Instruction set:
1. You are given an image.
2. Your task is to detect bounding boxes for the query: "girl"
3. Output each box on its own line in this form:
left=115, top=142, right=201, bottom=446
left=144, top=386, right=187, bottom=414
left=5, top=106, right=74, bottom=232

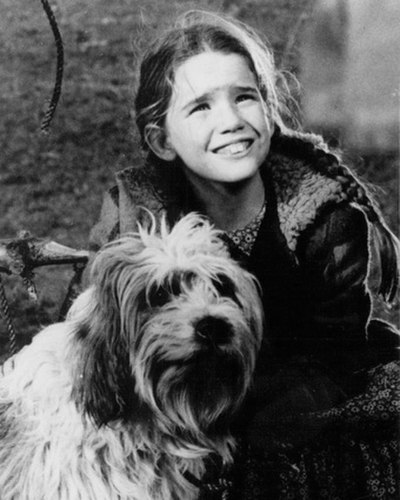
left=90, top=11, right=399, bottom=499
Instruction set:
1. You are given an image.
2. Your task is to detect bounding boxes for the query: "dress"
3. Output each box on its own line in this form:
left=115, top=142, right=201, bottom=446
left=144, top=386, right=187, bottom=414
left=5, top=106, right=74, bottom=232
left=90, top=133, right=399, bottom=499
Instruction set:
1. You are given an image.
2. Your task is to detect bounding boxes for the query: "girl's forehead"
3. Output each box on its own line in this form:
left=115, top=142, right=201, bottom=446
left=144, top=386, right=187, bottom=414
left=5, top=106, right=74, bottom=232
left=171, top=51, right=258, bottom=99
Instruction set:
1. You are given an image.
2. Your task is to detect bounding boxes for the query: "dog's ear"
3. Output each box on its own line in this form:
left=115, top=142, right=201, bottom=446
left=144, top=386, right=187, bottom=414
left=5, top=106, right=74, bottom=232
left=75, top=312, right=132, bottom=426
left=73, top=241, right=148, bottom=427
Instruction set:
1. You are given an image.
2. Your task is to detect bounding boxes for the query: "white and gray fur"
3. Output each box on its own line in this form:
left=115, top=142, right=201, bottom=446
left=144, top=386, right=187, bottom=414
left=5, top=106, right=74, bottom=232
left=0, top=213, right=263, bottom=500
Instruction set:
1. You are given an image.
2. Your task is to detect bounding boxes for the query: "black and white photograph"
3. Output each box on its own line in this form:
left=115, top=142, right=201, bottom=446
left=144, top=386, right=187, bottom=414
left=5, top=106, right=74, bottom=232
left=0, top=0, right=399, bottom=498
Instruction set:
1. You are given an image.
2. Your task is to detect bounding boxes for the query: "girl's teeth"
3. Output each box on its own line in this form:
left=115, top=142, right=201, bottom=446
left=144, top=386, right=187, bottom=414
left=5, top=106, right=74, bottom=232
left=217, top=141, right=250, bottom=155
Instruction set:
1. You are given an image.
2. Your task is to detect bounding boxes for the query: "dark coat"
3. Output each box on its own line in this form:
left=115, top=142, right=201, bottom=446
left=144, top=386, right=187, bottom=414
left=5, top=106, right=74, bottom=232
left=89, top=139, right=394, bottom=358
left=90, top=138, right=399, bottom=499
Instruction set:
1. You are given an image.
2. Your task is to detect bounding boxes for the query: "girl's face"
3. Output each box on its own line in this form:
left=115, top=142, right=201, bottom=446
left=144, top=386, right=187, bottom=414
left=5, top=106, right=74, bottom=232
left=157, top=51, right=273, bottom=188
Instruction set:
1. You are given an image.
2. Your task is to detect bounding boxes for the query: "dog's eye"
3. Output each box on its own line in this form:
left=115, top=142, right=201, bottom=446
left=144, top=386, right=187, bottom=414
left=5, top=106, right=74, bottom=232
left=212, top=275, right=237, bottom=301
left=170, top=275, right=182, bottom=296
left=148, top=285, right=170, bottom=308
left=167, top=271, right=196, bottom=296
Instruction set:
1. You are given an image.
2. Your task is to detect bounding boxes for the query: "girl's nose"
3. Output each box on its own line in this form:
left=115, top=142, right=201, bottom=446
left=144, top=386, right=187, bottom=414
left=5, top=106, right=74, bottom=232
left=216, top=103, right=244, bottom=133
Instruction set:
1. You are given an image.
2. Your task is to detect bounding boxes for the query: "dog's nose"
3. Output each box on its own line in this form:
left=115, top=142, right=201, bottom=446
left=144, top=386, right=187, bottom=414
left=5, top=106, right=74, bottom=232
left=195, top=316, right=233, bottom=345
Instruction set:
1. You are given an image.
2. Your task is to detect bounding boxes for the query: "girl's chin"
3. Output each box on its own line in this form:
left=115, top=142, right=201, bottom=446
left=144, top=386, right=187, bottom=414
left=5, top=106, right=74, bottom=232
left=182, top=160, right=263, bottom=192
left=210, top=166, right=261, bottom=185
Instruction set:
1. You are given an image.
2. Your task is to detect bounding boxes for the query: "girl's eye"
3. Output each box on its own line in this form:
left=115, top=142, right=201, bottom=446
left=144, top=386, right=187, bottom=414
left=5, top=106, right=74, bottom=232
left=190, top=102, right=209, bottom=114
left=237, top=93, right=256, bottom=103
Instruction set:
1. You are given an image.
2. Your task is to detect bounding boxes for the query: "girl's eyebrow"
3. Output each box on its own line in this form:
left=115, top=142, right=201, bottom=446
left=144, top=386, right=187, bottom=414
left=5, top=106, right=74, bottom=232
left=183, top=93, right=212, bottom=111
left=182, top=85, right=259, bottom=111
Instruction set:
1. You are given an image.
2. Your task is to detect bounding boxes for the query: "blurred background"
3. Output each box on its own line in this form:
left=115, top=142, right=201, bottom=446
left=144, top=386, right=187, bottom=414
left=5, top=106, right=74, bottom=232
left=0, top=0, right=398, bottom=352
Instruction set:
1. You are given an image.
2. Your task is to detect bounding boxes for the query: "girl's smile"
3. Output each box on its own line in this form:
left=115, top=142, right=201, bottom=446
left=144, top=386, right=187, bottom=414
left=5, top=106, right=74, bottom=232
left=160, top=51, right=274, bottom=188
left=213, top=138, right=254, bottom=155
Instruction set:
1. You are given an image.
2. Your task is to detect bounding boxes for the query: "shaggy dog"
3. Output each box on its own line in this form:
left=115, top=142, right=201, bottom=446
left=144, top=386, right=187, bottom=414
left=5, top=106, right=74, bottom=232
left=0, top=213, right=263, bottom=500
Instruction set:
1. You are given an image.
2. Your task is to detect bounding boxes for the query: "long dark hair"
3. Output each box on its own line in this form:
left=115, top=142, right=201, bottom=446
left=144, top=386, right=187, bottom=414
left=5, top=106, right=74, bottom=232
left=134, top=10, right=296, bottom=151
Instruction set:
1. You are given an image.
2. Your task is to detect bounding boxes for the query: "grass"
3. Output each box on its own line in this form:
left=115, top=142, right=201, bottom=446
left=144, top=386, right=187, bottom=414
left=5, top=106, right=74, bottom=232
left=0, top=0, right=398, bottom=356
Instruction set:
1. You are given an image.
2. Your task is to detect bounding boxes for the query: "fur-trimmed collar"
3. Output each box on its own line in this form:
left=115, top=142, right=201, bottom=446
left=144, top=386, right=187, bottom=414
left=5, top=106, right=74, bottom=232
left=116, top=150, right=347, bottom=253
left=266, top=150, right=347, bottom=251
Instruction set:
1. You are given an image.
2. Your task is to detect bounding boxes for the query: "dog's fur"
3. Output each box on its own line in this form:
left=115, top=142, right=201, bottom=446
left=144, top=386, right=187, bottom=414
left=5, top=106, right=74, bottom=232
left=0, top=213, right=263, bottom=500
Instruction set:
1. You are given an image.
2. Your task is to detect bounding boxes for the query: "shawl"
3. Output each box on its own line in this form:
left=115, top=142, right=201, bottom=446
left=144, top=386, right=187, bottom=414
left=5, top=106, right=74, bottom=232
left=88, top=137, right=400, bottom=499
left=90, top=147, right=352, bottom=255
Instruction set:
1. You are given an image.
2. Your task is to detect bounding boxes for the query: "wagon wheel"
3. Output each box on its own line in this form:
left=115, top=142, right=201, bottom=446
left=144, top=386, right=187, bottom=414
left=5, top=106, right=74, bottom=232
left=0, top=1, right=87, bottom=360
left=0, top=232, right=89, bottom=357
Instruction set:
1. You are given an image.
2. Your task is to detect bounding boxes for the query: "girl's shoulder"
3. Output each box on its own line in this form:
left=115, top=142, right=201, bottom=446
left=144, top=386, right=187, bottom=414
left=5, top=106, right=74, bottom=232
left=266, top=133, right=352, bottom=252
left=89, top=166, right=166, bottom=251
left=115, top=165, right=165, bottom=213
left=266, top=131, right=399, bottom=303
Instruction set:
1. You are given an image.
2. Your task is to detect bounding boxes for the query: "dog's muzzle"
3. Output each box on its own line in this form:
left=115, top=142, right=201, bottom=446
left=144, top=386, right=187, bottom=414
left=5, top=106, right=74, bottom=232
left=194, top=316, right=234, bottom=346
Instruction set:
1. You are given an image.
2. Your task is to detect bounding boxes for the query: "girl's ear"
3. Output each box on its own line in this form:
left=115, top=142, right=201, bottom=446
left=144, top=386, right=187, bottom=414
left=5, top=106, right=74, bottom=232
left=262, top=101, right=275, bottom=135
left=265, top=111, right=275, bottom=135
left=269, top=119, right=275, bottom=136
left=145, top=124, right=177, bottom=161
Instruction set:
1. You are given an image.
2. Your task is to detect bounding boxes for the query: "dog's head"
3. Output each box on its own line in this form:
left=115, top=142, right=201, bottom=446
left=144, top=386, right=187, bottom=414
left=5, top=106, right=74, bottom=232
left=74, top=213, right=263, bottom=437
